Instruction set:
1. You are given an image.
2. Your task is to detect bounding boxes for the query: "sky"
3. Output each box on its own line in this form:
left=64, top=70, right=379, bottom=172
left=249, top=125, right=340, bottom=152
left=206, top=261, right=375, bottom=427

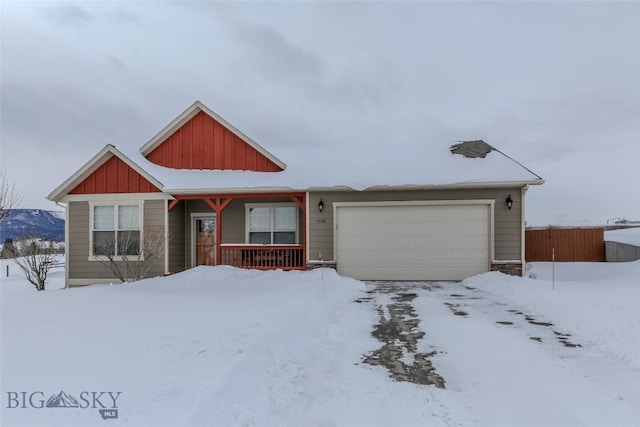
left=1, top=1, right=638, bottom=226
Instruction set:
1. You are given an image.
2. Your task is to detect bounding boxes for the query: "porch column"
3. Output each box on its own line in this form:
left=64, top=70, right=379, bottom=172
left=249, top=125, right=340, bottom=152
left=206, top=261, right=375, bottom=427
left=289, top=194, right=306, bottom=268
left=204, top=197, right=233, bottom=265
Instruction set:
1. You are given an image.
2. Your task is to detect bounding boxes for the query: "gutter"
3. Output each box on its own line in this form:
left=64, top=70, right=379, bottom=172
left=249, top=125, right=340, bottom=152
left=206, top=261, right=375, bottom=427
left=163, top=180, right=545, bottom=195
left=54, top=201, right=69, bottom=289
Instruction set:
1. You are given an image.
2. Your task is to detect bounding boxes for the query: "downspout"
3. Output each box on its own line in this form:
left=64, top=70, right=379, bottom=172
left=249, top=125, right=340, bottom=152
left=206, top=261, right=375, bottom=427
left=521, top=185, right=529, bottom=277
left=56, top=201, right=69, bottom=289
left=164, top=199, right=170, bottom=274
left=184, top=201, right=188, bottom=270
left=305, top=191, right=310, bottom=269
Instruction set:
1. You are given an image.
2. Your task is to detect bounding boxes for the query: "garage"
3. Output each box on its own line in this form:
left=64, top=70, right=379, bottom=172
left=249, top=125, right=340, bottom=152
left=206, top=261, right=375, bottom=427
left=334, top=201, right=493, bottom=281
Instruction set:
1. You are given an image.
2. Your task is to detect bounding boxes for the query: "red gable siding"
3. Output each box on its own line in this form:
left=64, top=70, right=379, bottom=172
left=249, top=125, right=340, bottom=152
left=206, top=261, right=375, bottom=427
left=69, top=155, right=161, bottom=194
left=146, top=111, right=282, bottom=171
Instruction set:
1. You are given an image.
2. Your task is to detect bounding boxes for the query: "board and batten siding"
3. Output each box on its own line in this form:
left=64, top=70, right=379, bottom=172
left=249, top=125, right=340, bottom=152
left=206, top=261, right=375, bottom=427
left=308, top=188, right=523, bottom=262
left=145, top=111, right=282, bottom=171
left=68, top=199, right=166, bottom=281
left=69, top=155, right=161, bottom=194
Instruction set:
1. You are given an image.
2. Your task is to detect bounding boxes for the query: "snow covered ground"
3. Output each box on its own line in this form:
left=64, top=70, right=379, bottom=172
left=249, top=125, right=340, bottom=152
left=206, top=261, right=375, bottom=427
left=1, top=259, right=638, bottom=426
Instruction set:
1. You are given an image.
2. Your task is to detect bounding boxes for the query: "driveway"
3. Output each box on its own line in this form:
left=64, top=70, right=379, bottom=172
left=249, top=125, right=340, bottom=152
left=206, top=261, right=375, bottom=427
left=356, top=280, right=640, bottom=425
left=362, top=280, right=586, bottom=387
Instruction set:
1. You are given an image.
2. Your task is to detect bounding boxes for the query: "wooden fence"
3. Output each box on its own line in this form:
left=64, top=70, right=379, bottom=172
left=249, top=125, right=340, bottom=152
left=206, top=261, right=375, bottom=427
left=525, top=228, right=605, bottom=262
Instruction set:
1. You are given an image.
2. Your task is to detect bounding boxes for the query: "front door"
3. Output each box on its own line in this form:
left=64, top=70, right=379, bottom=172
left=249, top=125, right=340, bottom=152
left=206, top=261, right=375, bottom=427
left=194, top=217, right=216, bottom=266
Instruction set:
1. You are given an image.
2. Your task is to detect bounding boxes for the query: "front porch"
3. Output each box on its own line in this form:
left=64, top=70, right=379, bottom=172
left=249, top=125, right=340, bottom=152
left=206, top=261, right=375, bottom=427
left=220, top=245, right=304, bottom=270
left=167, top=192, right=307, bottom=272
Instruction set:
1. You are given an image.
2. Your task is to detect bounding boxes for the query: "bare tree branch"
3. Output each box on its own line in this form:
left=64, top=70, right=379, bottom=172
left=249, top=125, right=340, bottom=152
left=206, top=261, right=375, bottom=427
left=13, top=237, right=56, bottom=291
left=95, top=226, right=168, bottom=282
left=0, top=170, right=21, bottom=221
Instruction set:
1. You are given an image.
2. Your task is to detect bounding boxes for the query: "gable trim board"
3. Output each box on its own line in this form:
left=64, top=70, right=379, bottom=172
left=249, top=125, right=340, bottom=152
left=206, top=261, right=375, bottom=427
left=140, top=100, right=286, bottom=171
left=333, top=200, right=494, bottom=281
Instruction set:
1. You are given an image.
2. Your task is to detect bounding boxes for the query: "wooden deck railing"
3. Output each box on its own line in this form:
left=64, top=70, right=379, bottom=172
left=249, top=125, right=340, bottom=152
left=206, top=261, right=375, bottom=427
left=220, top=245, right=305, bottom=270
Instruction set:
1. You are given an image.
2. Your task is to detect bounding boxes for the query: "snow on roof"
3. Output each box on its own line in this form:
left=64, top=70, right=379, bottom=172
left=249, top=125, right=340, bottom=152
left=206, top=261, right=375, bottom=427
left=605, top=228, right=640, bottom=247
left=116, top=139, right=543, bottom=193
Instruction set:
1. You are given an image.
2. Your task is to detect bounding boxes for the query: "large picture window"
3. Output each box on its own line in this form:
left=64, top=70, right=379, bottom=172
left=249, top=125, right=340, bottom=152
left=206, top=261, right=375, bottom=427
left=91, top=204, right=141, bottom=257
left=246, top=204, right=297, bottom=244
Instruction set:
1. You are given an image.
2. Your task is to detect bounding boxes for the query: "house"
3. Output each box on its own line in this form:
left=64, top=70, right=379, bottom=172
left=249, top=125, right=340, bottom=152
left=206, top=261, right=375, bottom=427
left=47, top=101, right=544, bottom=286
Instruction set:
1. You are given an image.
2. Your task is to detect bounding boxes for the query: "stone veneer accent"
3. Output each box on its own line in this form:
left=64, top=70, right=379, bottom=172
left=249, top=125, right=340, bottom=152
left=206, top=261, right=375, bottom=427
left=306, top=261, right=337, bottom=271
left=491, top=262, right=523, bottom=277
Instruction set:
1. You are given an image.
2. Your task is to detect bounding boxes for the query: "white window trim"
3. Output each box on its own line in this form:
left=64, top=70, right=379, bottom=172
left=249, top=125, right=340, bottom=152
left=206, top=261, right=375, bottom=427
left=88, top=201, right=144, bottom=261
left=244, top=202, right=299, bottom=245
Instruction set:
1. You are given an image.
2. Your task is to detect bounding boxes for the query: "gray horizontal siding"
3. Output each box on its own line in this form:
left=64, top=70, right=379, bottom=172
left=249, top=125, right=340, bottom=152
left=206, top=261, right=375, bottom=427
left=68, top=199, right=166, bottom=281
left=168, top=202, right=185, bottom=274
left=308, top=188, right=523, bottom=262
left=219, top=200, right=246, bottom=243
left=143, top=200, right=166, bottom=277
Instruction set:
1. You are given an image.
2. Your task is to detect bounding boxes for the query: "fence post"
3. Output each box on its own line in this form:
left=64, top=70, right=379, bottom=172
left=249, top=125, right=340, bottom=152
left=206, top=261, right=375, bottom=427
left=552, top=247, right=555, bottom=290
left=6, top=265, right=8, bottom=277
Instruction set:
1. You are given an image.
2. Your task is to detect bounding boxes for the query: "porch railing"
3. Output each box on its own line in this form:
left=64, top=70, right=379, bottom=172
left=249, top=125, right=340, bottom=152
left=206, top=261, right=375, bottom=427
left=220, top=245, right=305, bottom=270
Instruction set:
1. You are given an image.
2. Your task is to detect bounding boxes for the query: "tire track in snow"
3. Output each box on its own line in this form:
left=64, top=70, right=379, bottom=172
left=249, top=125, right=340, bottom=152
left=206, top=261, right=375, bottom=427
left=361, top=282, right=446, bottom=388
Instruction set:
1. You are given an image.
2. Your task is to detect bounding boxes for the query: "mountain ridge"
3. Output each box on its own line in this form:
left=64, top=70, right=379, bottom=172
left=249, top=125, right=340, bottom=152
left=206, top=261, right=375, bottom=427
left=0, top=209, right=65, bottom=242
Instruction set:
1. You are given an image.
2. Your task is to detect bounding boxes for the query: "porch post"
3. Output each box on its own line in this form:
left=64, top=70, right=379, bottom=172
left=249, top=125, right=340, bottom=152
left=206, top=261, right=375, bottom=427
left=204, top=197, right=233, bottom=266
left=289, top=194, right=306, bottom=269
left=217, top=207, right=222, bottom=266
left=204, top=199, right=223, bottom=265
left=301, top=196, right=306, bottom=267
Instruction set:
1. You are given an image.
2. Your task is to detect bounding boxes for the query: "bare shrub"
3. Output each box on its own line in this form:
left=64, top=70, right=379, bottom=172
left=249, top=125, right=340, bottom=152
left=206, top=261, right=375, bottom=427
left=95, top=226, right=167, bottom=282
left=13, top=238, right=56, bottom=291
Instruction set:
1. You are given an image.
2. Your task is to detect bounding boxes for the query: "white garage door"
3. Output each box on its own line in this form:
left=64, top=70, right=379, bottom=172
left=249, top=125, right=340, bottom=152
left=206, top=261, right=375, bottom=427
left=335, top=201, right=492, bottom=281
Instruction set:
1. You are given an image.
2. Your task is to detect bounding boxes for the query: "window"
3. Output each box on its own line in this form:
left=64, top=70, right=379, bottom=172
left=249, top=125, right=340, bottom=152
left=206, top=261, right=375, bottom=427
left=246, top=204, right=297, bottom=244
left=91, top=204, right=141, bottom=257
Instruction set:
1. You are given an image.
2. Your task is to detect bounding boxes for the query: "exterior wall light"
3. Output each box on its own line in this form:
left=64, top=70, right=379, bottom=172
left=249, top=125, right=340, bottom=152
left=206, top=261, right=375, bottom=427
left=318, top=199, right=324, bottom=212
left=506, top=194, right=514, bottom=210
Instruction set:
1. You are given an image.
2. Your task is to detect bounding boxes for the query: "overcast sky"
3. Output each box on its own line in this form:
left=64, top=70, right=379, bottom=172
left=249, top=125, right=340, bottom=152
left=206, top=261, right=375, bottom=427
left=1, top=1, right=638, bottom=226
